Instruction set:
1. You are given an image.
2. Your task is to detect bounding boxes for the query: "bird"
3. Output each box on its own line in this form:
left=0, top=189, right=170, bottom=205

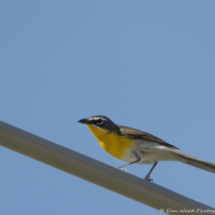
left=78, top=115, right=215, bottom=181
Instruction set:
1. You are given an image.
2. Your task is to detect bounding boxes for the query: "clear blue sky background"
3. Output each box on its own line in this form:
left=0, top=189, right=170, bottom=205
left=1, top=1, right=215, bottom=214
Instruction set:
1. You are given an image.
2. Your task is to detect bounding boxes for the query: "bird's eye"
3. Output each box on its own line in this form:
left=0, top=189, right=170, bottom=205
left=96, top=119, right=103, bottom=125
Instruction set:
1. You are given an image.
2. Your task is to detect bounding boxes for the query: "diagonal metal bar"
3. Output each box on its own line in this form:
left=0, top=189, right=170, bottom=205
left=0, top=120, right=214, bottom=215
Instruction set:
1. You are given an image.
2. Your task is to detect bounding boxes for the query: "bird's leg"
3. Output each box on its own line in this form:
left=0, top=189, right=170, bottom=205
left=118, top=155, right=141, bottom=171
left=144, top=162, right=158, bottom=182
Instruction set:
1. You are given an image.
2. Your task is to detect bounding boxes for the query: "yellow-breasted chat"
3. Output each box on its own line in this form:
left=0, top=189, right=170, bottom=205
left=78, top=115, right=215, bottom=181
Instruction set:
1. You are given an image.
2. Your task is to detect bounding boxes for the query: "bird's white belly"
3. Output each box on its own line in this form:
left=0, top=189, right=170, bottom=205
left=121, top=140, right=181, bottom=164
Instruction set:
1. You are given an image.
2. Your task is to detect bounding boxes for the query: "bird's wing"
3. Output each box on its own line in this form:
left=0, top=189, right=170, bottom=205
left=116, top=125, right=179, bottom=150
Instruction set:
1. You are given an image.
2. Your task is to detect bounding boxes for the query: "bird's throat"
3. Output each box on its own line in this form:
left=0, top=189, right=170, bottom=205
left=86, top=125, right=132, bottom=159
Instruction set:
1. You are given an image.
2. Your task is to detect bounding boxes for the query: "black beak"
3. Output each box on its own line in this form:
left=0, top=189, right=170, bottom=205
left=78, top=118, right=90, bottom=124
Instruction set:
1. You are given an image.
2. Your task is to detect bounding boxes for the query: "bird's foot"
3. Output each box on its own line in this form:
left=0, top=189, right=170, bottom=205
left=118, top=167, right=127, bottom=172
left=144, top=174, right=153, bottom=182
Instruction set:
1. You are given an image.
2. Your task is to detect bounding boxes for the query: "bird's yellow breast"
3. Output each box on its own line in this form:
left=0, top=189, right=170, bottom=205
left=86, top=125, right=132, bottom=159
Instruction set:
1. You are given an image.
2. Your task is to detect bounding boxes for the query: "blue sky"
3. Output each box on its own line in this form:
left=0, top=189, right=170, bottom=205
left=0, top=1, right=215, bottom=214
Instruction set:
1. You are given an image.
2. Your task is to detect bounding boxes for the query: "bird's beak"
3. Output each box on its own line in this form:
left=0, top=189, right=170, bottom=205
left=78, top=118, right=90, bottom=124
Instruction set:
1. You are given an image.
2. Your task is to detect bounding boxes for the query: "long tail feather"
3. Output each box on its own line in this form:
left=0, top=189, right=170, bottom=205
left=172, top=150, right=215, bottom=174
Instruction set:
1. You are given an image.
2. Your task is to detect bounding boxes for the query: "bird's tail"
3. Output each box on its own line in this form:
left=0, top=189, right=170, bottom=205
left=172, top=150, right=215, bottom=174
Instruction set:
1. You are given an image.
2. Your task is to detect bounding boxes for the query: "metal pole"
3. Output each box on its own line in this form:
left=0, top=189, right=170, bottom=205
left=0, top=120, right=214, bottom=215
